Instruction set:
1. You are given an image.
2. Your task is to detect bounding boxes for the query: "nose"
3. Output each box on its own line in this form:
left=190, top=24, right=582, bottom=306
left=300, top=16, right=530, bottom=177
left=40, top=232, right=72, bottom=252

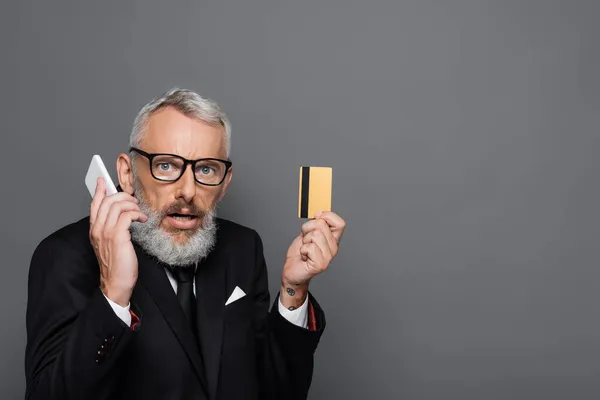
left=174, top=163, right=196, bottom=203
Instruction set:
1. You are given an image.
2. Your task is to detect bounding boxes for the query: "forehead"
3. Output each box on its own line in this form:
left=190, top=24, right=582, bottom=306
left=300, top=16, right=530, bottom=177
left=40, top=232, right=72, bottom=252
left=139, top=106, right=226, bottom=159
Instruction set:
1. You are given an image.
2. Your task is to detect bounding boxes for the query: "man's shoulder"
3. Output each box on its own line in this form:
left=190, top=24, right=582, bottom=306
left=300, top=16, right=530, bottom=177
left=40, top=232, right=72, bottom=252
left=28, top=216, right=97, bottom=285
left=216, top=217, right=260, bottom=241
left=214, top=218, right=266, bottom=265
left=39, top=216, right=91, bottom=246
left=33, top=216, right=92, bottom=260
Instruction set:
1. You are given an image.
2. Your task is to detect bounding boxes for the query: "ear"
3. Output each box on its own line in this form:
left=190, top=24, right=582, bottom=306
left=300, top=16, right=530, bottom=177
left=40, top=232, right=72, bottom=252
left=217, top=167, right=233, bottom=202
left=116, top=153, right=135, bottom=195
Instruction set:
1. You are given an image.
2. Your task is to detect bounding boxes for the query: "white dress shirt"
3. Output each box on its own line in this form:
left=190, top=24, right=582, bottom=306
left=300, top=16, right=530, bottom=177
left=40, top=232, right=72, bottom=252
left=104, top=267, right=309, bottom=329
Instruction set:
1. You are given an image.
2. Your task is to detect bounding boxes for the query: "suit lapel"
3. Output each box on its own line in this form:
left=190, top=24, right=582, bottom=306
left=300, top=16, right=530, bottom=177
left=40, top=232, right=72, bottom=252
left=195, top=236, right=228, bottom=400
left=134, top=243, right=209, bottom=393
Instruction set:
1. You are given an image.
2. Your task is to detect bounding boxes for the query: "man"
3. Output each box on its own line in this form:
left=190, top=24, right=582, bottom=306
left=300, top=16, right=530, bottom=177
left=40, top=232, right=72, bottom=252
left=24, top=88, right=346, bottom=400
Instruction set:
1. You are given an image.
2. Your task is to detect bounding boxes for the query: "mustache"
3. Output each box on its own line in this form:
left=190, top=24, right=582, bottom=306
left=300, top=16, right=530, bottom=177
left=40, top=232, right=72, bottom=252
left=161, top=201, right=205, bottom=218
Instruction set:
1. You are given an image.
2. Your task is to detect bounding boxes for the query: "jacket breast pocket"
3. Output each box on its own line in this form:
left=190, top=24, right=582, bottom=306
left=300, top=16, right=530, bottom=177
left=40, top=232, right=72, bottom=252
left=223, top=295, right=253, bottom=349
left=224, top=294, right=252, bottom=320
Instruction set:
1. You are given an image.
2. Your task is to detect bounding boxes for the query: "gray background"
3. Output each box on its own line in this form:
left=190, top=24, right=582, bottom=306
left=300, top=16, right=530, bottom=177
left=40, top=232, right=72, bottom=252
left=2, top=0, right=599, bottom=399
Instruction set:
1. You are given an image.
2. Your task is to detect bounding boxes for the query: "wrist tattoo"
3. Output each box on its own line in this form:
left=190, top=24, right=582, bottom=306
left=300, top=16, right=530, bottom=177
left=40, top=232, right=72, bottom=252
left=288, top=306, right=296, bottom=311
left=286, top=288, right=296, bottom=297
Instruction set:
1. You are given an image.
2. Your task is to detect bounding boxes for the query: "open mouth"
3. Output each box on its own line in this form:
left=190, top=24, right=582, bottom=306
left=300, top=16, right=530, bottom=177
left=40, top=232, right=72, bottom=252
left=168, top=213, right=198, bottom=221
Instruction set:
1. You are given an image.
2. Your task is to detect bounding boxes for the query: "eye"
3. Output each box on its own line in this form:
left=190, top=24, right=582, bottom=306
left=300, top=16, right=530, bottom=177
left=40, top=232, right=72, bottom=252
left=198, top=166, right=214, bottom=175
left=157, top=163, right=172, bottom=171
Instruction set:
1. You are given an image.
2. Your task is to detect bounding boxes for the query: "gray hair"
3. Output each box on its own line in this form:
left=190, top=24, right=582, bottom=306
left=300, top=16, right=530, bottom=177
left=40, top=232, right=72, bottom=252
left=129, top=88, right=231, bottom=158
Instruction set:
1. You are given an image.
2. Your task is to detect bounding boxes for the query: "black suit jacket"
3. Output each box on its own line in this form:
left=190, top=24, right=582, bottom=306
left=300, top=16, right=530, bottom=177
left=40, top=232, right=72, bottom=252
left=25, top=216, right=325, bottom=400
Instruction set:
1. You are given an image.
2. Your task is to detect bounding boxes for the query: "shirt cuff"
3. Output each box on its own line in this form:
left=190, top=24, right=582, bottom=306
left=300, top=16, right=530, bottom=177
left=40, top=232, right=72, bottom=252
left=103, top=293, right=132, bottom=327
left=278, top=294, right=309, bottom=329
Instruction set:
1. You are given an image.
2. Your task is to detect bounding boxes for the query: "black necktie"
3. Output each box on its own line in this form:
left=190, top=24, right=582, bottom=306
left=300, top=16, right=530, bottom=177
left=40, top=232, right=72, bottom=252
left=171, top=266, right=198, bottom=336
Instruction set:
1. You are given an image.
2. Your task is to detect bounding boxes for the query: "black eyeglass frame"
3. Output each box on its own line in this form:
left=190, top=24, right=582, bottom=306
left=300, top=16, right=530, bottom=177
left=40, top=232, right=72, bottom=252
left=129, top=147, right=232, bottom=186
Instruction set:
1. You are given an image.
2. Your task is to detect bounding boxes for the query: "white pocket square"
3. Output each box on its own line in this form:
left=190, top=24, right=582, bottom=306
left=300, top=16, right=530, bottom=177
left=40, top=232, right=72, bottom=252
left=225, top=286, right=246, bottom=306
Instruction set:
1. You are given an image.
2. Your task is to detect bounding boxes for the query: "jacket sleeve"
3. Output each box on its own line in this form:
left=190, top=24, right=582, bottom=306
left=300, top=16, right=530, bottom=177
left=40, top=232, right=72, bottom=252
left=24, top=236, right=141, bottom=400
left=252, top=231, right=327, bottom=400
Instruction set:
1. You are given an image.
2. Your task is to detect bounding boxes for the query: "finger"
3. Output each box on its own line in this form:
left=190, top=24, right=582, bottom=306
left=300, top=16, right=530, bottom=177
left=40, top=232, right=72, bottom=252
left=94, top=192, right=139, bottom=231
left=104, top=201, right=142, bottom=232
left=303, top=226, right=335, bottom=256
left=300, top=243, right=325, bottom=269
left=315, top=211, right=346, bottom=243
left=316, top=211, right=345, bottom=228
left=300, top=219, right=323, bottom=237
left=90, top=178, right=106, bottom=227
left=302, top=219, right=337, bottom=253
left=115, top=210, right=148, bottom=234
left=303, top=229, right=333, bottom=260
left=318, top=219, right=337, bottom=254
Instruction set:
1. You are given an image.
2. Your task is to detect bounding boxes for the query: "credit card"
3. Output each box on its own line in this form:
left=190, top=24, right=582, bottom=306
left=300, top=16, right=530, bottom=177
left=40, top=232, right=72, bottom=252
left=298, top=166, right=332, bottom=218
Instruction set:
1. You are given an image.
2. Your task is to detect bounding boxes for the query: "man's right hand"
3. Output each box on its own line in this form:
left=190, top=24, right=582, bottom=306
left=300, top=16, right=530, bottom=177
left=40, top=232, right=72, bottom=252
left=89, top=177, right=148, bottom=307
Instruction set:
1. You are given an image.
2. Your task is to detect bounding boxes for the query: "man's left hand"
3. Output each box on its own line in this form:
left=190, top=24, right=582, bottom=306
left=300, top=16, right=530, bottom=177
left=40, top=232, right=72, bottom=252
left=280, top=211, right=346, bottom=310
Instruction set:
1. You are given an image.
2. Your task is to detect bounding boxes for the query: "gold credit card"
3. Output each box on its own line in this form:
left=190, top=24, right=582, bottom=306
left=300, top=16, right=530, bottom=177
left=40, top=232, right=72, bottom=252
left=298, top=166, right=332, bottom=218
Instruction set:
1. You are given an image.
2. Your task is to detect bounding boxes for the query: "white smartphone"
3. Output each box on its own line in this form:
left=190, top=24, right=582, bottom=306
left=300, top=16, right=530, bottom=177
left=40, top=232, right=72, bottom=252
left=85, top=155, right=118, bottom=197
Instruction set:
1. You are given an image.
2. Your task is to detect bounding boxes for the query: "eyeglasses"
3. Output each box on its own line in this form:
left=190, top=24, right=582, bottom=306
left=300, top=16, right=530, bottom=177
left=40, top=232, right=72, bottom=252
left=129, top=147, right=232, bottom=186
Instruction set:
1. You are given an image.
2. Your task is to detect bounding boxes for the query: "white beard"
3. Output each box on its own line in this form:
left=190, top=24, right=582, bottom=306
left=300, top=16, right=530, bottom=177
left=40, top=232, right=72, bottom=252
left=129, top=180, right=218, bottom=267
